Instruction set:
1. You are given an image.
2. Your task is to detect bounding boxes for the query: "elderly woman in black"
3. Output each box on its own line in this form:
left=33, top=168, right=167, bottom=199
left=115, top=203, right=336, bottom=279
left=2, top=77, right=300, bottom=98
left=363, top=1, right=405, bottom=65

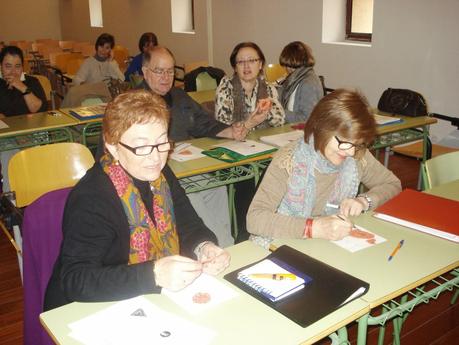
left=45, top=90, right=230, bottom=310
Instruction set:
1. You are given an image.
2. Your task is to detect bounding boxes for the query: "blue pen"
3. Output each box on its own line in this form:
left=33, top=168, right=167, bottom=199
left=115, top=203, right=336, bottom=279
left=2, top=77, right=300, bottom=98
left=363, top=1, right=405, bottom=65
left=388, top=240, right=404, bottom=261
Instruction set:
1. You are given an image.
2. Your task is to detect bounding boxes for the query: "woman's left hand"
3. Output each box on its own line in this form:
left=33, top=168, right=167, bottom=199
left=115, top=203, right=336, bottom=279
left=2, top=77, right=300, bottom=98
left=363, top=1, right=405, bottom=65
left=339, top=198, right=366, bottom=217
left=198, top=242, right=230, bottom=275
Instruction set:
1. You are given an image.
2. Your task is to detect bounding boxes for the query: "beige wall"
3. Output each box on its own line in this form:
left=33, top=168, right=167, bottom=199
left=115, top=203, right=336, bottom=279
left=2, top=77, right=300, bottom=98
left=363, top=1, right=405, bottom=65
left=0, top=0, right=61, bottom=42
left=59, top=0, right=209, bottom=66
left=2, top=0, right=458, bottom=142
left=211, top=0, right=459, bottom=143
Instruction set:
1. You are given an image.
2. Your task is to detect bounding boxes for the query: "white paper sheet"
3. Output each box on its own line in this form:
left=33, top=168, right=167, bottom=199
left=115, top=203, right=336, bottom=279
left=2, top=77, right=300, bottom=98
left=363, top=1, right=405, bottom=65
left=332, top=225, right=386, bottom=252
left=259, top=130, right=303, bottom=147
left=68, top=296, right=216, bottom=345
left=170, top=143, right=205, bottom=162
left=0, top=120, right=9, bottom=129
left=162, top=273, right=238, bottom=314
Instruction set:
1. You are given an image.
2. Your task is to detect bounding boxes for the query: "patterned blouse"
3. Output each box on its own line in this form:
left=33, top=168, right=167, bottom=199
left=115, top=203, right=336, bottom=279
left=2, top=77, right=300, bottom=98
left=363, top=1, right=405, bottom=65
left=215, top=75, right=285, bottom=128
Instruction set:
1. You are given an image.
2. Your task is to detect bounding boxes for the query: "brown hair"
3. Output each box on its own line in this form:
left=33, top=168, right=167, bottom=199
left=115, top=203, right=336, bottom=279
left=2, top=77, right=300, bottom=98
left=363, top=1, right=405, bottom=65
left=303, top=89, right=376, bottom=159
left=229, top=42, right=266, bottom=69
left=279, top=41, right=315, bottom=68
left=103, top=89, right=169, bottom=145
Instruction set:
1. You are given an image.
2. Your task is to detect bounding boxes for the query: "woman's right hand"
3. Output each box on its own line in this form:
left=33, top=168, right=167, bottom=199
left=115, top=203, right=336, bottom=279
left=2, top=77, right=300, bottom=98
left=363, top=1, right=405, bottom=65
left=244, top=98, right=271, bottom=129
left=311, top=215, right=352, bottom=241
left=153, top=255, right=203, bottom=291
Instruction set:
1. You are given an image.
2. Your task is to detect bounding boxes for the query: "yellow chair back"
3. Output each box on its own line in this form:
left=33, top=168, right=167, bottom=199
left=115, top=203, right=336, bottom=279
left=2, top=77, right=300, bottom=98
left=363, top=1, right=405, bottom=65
left=66, top=57, right=86, bottom=76
left=8, top=143, right=95, bottom=208
left=195, top=72, right=218, bottom=92
left=30, top=74, right=52, bottom=102
left=423, top=151, right=459, bottom=189
left=112, top=45, right=130, bottom=71
left=264, top=63, right=287, bottom=83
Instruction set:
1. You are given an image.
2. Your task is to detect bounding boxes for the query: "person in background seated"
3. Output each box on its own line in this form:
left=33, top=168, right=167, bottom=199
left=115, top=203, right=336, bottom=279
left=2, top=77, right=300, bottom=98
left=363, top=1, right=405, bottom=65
left=278, top=41, right=324, bottom=123
left=216, top=41, right=285, bottom=130
left=73, top=33, right=124, bottom=85
left=0, top=45, right=48, bottom=192
left=0, top=45, right=47, bottom=117
left=124, top=32, right=158, bottom=82
left=44, top=90, right=230, bottom=310
left=215, top=42, right=285, bottom=243
left=247, top=89, right=401, bottom=242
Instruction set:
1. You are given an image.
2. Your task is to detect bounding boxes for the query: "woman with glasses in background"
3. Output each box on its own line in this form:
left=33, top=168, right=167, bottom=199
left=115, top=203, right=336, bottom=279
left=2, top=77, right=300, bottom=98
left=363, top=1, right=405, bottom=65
left=215, top=41, right=285, bottom=131
left=45, top=90, right=230, bottom=310
left=247, top=89, right=401, bottom=241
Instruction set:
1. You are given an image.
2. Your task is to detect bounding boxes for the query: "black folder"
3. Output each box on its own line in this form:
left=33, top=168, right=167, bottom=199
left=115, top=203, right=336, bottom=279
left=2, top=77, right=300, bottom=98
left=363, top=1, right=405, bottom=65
left=224, top=245, right=369, bottom=327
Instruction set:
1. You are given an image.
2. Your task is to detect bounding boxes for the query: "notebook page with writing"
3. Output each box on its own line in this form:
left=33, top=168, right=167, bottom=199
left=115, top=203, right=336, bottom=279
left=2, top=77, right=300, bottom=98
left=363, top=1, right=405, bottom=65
left=237, top=259, right=311, bottom=302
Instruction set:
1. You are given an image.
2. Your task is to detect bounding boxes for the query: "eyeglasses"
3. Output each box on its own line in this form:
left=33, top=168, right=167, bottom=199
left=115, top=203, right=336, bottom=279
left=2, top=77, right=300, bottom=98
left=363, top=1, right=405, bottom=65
left=146, top=67, right=175, bottom=77
left=118, top=141, right=173, bottom=156
left=235, top=58, right=260, bottom=66
left=334, top=136, right=367, bottom=151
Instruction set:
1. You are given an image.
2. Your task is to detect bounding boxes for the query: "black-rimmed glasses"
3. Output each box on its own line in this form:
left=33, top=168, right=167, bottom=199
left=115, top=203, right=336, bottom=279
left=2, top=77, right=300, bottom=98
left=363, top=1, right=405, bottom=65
left=334, top=136, right=367, bottom=151
left=118, top=141, right=173, bottom=156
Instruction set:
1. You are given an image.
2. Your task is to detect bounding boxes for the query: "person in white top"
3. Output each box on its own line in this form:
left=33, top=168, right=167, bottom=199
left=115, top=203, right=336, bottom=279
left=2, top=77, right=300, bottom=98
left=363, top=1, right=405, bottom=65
left=73, top=33, right=124, bottom=85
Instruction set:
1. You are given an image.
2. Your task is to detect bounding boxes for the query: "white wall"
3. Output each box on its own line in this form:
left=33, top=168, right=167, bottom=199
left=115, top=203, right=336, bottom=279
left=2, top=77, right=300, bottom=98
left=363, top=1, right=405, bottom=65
left=212, top=0, right=459, bottom=143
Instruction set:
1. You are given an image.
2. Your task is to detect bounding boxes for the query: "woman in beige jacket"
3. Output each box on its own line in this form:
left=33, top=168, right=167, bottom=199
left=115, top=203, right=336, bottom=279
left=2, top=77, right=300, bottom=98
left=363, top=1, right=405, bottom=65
left=247, top=89, right=401, bottom=241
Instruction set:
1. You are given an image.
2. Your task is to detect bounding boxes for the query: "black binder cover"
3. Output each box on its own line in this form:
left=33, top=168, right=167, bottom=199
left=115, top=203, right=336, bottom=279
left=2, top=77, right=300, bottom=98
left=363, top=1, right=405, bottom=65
left=224, top=245, right=369, bottom=327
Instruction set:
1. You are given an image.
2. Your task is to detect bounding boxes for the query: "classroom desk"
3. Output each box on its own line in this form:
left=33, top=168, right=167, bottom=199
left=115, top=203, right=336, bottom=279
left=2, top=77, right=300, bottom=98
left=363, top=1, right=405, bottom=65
left=274, top=198, right=459, bottom=344
left=0, top=112, right=78, bottom=152
left=40, top=241, right=370, bottom=345
left=373, top=114, right=437, bottom=167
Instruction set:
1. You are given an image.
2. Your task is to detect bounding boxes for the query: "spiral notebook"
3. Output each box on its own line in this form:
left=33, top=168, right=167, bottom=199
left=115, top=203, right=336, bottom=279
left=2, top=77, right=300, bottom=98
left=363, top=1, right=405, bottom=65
left=237, top=258, right=312, bottom=302
left=225, top=245, right=369, bottom=327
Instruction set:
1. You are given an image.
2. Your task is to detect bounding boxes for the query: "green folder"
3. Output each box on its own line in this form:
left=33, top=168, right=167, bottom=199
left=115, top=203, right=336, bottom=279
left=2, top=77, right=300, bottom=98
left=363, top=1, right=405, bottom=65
left=201, top=146, right=277, bottom=163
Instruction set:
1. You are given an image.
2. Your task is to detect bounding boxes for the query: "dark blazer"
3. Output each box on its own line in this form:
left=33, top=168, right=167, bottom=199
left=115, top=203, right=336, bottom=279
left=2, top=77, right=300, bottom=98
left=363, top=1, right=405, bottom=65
left=184, top=66, right=225, bottom=92
left=44, top=163, right=217, bottom=311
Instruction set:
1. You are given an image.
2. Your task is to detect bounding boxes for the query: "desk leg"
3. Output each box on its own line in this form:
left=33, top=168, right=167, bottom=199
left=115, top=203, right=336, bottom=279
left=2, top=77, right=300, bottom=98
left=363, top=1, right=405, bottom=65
left=228, top=183, right=238, bottom=240
left=418, top=125, right=431, bottom=189
left=328, top=327, right=349, bottom=345
left=356, top=314, right=369, bottom=345
left=377, top=305, right=388, bottom=345
left=383, top=147, right=390, bottom=168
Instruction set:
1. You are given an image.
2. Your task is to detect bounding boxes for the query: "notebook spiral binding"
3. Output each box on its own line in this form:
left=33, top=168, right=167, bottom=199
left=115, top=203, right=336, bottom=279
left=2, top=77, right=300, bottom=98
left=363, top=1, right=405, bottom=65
left=237, top=274, right=272, bottom=296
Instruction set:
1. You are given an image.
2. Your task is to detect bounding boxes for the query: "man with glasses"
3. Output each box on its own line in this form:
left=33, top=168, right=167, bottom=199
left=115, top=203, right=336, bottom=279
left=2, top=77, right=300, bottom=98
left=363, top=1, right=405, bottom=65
left=138, top=46, right=244, bottom=248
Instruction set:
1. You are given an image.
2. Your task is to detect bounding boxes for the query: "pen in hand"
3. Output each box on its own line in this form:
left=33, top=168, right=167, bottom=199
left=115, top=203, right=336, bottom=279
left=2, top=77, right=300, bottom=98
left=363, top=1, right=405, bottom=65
left=388, top=240, right=404, bottom=261
left=336, top=214, right=354, bottom=228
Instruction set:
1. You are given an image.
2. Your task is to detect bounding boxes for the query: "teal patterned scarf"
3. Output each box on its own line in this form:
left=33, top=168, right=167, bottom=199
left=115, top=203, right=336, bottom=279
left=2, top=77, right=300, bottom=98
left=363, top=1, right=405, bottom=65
left=277, top=137, right=360, bottom=217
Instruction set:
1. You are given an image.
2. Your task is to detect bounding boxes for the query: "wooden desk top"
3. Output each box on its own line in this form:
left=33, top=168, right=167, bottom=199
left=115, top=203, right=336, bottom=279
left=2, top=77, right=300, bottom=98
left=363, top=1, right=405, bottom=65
left=375, top=114, right=437, bottom=135
left=40, top=241, right=369, bottom=345
left=0, top=112, right=78, bottom=138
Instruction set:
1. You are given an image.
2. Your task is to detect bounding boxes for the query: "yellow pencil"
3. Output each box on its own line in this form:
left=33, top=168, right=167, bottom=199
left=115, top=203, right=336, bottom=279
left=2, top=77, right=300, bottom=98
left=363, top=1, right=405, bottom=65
left=249, top=273, right=296, bottom=280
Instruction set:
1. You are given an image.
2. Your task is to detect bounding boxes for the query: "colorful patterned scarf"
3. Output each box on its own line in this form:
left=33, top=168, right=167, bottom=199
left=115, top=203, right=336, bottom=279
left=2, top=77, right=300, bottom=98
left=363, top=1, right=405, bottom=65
left=277, top=137, right=360, bottom=217
left=100, top=152, right=179, bottom=264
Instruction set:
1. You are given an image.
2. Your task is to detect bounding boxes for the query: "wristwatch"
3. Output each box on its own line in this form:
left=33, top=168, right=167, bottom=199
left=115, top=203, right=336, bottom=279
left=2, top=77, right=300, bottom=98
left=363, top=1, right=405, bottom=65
left=22, top=88, right=31, bottom=96
left=358, top=194, right=372, bottom=211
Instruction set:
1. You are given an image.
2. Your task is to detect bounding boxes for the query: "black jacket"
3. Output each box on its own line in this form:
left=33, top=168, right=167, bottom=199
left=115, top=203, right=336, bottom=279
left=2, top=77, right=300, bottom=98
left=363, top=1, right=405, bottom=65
left=184, top=66, right=225, bottom=92
left=44, top=163, right=217, bottom=311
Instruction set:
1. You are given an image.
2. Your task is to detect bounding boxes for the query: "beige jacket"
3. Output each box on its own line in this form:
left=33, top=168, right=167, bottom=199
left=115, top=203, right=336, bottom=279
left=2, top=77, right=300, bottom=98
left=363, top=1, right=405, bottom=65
left=247, top=142, right=402, bottom=238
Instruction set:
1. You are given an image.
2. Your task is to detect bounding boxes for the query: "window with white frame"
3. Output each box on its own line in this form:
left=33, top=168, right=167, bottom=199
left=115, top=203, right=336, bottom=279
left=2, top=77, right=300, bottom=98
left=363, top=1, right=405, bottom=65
left=171, top=0, right=195, bottom=34
left=89, top=0, right=103, bottom=28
